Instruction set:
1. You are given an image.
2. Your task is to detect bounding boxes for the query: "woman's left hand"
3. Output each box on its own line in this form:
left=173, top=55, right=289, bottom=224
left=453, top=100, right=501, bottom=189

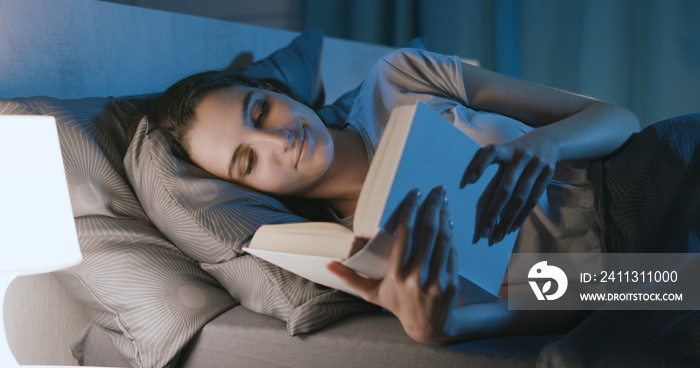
left=328, top=186, right=458, bottom=343
left=461, top=135, right=558, bottom=245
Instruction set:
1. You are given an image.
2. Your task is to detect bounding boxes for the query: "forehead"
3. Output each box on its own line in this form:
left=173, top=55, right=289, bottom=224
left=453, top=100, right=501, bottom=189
left=192, top=85, right=264, bottom=137
left=187, top=86, right=254, bottom=179
left=196, top=85, right=249, bottom=119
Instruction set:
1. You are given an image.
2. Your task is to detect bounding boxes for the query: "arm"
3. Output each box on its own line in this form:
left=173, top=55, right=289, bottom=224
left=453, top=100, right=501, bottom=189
left=443, top=286, right=590, bottom=342
left=462, top=61, right=640, bottom=161
left=459, top=62, right=641, bottom=244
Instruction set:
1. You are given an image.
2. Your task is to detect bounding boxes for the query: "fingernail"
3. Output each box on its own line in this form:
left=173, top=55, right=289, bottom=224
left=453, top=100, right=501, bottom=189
left=449, top=220, right=454, bottom=229
left=509, top=220, right=524, bottom=234
left=495, top=231, right=504, bottom=243
left=406, top=190, right=421, bottom=205
left=480, top=226, right=490, bottom=239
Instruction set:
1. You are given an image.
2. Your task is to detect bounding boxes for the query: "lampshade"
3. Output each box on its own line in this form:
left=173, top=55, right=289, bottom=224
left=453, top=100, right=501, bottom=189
left=0, top=115, right=82, bottom=274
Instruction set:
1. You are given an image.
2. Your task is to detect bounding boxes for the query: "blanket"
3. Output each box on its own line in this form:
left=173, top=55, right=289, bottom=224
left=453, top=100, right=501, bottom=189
left=539, top=113, right=700, bottom=367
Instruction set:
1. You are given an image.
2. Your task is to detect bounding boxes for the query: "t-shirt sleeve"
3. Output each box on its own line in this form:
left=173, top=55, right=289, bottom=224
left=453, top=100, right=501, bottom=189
left=348, top=48, right=469, bottom=159
left=379, top=48, right=469, bottom=106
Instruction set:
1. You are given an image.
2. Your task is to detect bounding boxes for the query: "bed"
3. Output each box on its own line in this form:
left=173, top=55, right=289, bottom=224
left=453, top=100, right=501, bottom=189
left=2, top=1, right=699, bottom=367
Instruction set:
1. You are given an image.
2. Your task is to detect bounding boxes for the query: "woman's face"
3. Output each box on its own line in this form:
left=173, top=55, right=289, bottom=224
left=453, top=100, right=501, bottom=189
left=187, top=85, right=334, bottom=196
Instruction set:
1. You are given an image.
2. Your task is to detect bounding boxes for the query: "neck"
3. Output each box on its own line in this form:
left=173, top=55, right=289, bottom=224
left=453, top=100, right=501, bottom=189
left=308, top=127, right=368, bottom=218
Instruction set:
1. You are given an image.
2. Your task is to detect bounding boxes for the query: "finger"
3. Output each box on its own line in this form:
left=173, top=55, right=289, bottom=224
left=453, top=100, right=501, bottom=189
left=491, top=159, right=543, bottom=243
left=413, top=186, right=445, bottom=263
left=446, top=238, right=459, bottom=295
left=461, top=146, right=486, bottom=188
left=414, top=186, right=446, bottom=286
left=426, top=194, right=453, bottom=290
left=400, top=189, right=422, bottom=266
left=472, top=165, right=503, bottom=244
left=441, top=196, right=458, bottom=284
left=495, top=159, right=554, bottom=239
left=327, top=261, right=378, bottom=300
left=460, top=145, right=506, bottom=188
left=507, top=166, right=552, bottom=234
left=478, top=150, right=531, bottom=245
left=388, top=190, right=421, bottom=276
left=410, top=188, right=429, bottom=256
left=384, top=188, right=421, bottom=234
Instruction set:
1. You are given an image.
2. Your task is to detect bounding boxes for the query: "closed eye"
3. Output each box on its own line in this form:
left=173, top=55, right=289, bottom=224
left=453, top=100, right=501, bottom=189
left=255, top=100, right=268, bottom=128
left=245, top=148, right=255, bottom=175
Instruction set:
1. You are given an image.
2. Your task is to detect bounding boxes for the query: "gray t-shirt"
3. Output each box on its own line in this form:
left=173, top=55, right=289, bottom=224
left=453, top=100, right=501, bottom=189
left=342, top=49, right=602, bottom=255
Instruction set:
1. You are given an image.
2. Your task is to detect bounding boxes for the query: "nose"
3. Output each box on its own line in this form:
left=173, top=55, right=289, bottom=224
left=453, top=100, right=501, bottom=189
left=254, top=128, right=294, bottom=152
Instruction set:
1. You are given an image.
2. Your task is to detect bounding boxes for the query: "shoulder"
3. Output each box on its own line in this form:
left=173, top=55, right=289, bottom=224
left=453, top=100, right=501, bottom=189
left=377, top=48, right=462, bottom=76
left=358, top=48, right=437, bottom=104
left=363, top=48, right=423, bottom=86
left=364, top=48, right=465, bottom=98
left=380, top=48, right=426, bottom=65
left=380, top=48, right=452, bottom=65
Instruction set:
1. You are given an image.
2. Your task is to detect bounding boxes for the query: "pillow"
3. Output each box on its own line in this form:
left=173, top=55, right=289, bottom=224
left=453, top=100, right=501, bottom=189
left=236, top=29, right=325, bottom=109
left=0, top=96, right=238, bottom=368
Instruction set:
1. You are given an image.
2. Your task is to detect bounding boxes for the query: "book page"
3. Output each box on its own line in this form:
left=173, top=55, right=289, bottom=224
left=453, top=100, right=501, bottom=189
left=249, top=222, right=355, bottom=258
left=353, top=104, right=417, bottom=237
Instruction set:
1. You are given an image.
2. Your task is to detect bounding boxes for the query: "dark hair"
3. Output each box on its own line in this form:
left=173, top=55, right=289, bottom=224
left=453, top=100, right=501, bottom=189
left=144, top=70, right=301, bottom=162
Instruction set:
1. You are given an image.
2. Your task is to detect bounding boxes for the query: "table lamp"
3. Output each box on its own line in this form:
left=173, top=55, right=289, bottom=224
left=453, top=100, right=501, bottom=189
left=0, top=115, right=83, bottom=367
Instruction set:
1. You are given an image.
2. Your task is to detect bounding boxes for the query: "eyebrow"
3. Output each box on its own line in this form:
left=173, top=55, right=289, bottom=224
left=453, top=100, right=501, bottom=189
left=228, top=145, right=244, bottom=180
left=227, top=91, right=255, bottom=180
left=241, top=90, right=253, bottom=123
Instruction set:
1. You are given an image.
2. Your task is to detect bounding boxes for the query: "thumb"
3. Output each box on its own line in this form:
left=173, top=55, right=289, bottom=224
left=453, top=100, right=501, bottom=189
left=327, top=261, right=377, bottom=299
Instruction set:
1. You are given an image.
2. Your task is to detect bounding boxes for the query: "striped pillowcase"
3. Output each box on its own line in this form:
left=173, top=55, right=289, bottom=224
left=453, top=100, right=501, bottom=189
left=0, top=96, right=237, bottom=368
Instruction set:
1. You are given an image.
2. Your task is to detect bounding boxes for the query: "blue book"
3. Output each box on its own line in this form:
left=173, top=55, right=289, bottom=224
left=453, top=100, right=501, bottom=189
left=246, top=101, right=517, bottom=302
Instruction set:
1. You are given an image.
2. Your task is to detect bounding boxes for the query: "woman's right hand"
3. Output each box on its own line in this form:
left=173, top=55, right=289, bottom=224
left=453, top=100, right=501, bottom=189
left=328, top=186, right=459, bottom=343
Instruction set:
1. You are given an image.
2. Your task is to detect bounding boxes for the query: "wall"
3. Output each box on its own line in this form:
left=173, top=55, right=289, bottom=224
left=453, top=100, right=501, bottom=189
left=100, top=0, right=302, bottom=30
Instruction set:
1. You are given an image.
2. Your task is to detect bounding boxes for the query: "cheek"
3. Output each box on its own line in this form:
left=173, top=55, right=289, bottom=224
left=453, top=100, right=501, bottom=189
left=251, top=163, right=302, bottom=195
left=193, top=151, right=230, bottom=182
left=316, top=130, right=334, bottom=169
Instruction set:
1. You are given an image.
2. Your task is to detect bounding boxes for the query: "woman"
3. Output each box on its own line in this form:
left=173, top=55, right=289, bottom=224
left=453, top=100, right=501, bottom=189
left=149, top=48, right=640, bottom=343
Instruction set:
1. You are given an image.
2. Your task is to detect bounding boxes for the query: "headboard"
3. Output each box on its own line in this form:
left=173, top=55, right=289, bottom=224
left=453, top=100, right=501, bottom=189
left=1, top=0, right=395, bottom=365
left=0, top=0, right=394, bottom=101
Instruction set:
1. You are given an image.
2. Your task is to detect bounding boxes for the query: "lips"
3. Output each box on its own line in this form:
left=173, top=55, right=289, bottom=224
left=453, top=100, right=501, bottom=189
left=295, top=125, right=306, bottom=168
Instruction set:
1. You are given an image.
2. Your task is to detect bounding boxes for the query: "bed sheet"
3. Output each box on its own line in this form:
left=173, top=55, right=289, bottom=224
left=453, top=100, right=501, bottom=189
left=77, top=305, right=560, bottom=368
